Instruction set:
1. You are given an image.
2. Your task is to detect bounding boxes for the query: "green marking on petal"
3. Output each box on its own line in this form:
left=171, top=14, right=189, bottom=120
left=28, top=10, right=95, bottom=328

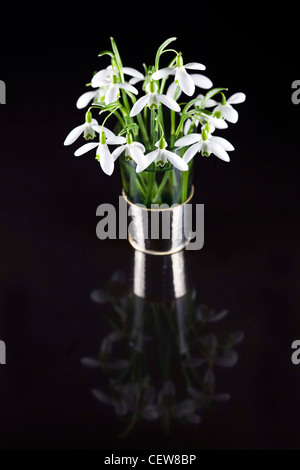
left=84, top=133, right=95, bottom=140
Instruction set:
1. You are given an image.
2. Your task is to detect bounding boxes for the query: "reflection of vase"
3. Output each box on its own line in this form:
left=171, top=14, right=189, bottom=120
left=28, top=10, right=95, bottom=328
left=131, top=249, right=192, bottom=302
left=84, top=249, right=244, bottom=437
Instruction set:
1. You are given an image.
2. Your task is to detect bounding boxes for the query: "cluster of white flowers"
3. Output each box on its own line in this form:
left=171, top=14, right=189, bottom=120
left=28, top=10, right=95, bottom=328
left=64, top=38, right=246, bottom=176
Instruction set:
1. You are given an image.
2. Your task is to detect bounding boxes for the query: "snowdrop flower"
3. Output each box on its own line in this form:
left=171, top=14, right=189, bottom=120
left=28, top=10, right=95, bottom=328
left=210, top=92, right=246, bottom=124
left=176, top=128, right=235, bottom=163
left=126, top=384, right=161, bottom=421
left=152, top=53, right=212, bottom=96
left=188, top=370, right=231, bottom=404
left=92, top=65, right=144, bottom=87
left=157, top=381, right=199, bottom=423
left=81, top=332, right=128, bottom=370
left=64, top=111, right=104, bottom=146
left=196, top=305, right=229, bottom=323
left=184, top=114, right=228, bottom=136
left=74, top=131, right=125, bottom=176
left=92, top=72, right=138, bottom=105
left=130, top=81, right=180, bottom=117
left=112, top=134, right=146, bottom=167
left=136, top=138, right=188, bottom=173
left=76, top=87, right=106, bottom=109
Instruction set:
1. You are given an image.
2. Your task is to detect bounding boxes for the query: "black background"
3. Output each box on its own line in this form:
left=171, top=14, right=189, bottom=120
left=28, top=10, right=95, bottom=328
left=0, top=2, right=300, bottom=451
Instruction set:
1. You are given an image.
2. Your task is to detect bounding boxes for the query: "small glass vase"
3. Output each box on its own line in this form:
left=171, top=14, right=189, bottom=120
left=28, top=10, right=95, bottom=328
left=119, top=156, right=194, bottom=208
left=120, top=154, right=195, bottom=256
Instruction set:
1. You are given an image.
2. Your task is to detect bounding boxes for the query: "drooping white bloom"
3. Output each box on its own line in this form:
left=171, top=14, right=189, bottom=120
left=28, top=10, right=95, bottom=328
left=130, top=82, right=180, bottom=117
left=64, top=113, right=105, bottom=146
left=210, top=92, right=246, bottom=124
left=91, top=70, right=139, bottom=105
left=152, top=55, right=213, bottom=96
left=182, top=94, right=228, bottom=135
left=176, top=131, right=235, bottom=163
left=76, top=87, right=106, bottom=109
left=74, top=130, right=125, bottom=176
left=112, top=136, right=146, bottom=167
left=92, top=65, right=144, bottom=87
left=136, top=138, right=188, bottom=173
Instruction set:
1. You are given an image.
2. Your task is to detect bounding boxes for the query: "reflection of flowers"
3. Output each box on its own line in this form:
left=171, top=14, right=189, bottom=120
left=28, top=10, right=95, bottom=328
left=82, top=272, right=244, bottom=437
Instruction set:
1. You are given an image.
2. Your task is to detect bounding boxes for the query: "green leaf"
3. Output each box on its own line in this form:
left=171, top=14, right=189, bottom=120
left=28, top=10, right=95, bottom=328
left=110, top=37, right=123, bottom=79
left=200, top=87, right=228, bottom=107
left=98, top=50, right=114, bottom=58
left=119, top=123, right=139, bottom=136
left=155, top=37, right=177, bottom=71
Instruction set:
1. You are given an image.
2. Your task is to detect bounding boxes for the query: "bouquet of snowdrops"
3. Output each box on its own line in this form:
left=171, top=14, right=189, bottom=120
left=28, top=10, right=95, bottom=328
left=64, top=37, right=245, bottom=207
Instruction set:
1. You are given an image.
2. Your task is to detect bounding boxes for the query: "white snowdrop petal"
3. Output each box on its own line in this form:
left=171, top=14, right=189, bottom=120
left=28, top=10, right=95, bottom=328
left=190, top=74, right=213, bottom=89
left=210, top=136, right=235, bottom=151
left=130, top=94, right=150, bottom=117
left=183, top=142, right=202, bottom=164
left=129, top=144, right=146, bottom=166
left=134, top=142, right=146, bottom=152
left=165, top=150, right=189, bottom=171
left=76, top=91, right=97, bottom=109
left=64, top=124, right=86, bottom=146
left=176, top=134, right=202, bottom=147
left=119, top=82, right=139, bottom=95
left=105, top=84, right=119, bottom=105
left=74, top=142, right=99, bottom=157
left=152, top=67, right=175, bottom=80
left=99, top=144, right=114, bottom=175
left=80, top=358, right=101, bottom=368
left=222, top=106, right=239, bottom=123
left=227, top=92, right=246, bottom=104
left=112, top=145, right=127, bottom=162
left=122, top=67, right=144, bottom=80
left=211, top=117, right=228, bottom=129
left=184, top=62, right=206, bottom=71
left=176, top=67, right=195, bottom=96
left=136, top=150, right=158, bottom=173
left=208, top=141, right=231, bottom=162
left=166, top=81, right=179, bottom=99
left=157, top=93, right=181, bottom=112
left=92, top=389, right=111, bottom=405
left=205, top=98, right=218, bottom=108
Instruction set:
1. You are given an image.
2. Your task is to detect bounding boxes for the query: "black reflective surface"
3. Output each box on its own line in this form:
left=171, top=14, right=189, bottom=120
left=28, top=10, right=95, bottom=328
left=1, top=4, right=300, bottom=451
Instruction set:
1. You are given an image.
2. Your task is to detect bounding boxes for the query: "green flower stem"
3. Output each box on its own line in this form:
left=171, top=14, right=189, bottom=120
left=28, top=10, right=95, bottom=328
left=152, top=170, right=170, bottom=204
left=150, top=108, right=157, bottom=148
left=170, top=110, right=176, bottom=147
left=181, top=170, right=189, bottom=204
left=136, top=113, right=150, bottom=150
left=145, top=167, right=156, bottom=207
left=136, top=174, right=147, bottom=199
